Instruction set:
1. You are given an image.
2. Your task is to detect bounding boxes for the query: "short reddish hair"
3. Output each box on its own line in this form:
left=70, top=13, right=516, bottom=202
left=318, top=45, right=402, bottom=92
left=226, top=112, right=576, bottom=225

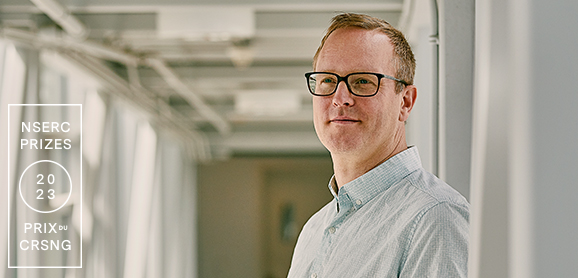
left=313, top=13, right=416, bottom=93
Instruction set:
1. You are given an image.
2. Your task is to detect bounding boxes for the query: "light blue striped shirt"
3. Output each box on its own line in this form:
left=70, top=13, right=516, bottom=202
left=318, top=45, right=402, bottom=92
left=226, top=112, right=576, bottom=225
left=287, top=147, right=469, bottom=277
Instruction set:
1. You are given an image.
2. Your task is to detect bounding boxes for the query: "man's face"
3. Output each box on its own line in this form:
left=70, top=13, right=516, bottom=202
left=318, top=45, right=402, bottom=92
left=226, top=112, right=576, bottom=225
left=313, top=27, right=408, bottom=159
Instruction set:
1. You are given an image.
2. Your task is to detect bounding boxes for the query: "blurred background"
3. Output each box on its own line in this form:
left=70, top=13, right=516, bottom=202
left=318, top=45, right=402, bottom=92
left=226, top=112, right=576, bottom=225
left=0, top=0, right=577, bottom=277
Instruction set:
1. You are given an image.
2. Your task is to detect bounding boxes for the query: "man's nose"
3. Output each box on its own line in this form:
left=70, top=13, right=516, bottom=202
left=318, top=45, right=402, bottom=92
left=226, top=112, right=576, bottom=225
left=332, top=81, right=355, bottom=107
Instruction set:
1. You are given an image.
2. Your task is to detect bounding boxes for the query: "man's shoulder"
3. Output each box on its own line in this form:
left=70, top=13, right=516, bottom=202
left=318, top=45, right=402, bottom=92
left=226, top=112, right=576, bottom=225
left=374, top=168, right=470, bottom=226
left=403, top=168, right=469, bottom=209
left=301, top=199, right=335, bottom=230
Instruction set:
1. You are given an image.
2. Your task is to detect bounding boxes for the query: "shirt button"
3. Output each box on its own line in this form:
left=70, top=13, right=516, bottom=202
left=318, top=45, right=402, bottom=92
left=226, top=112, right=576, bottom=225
left=355, top=199, right=362, bottom=205
left=311, top=273, right=318, bottom=278
left=328, top=227, right=336, bottom=234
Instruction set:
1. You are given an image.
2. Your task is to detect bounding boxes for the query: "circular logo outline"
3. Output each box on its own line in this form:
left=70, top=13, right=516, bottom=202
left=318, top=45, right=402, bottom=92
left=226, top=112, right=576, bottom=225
left=19, top=160, right=73, bottom=213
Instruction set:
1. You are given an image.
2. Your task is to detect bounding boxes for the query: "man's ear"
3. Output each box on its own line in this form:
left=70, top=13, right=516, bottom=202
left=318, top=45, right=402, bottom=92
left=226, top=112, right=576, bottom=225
left=399, top=85, right=417, bottom=122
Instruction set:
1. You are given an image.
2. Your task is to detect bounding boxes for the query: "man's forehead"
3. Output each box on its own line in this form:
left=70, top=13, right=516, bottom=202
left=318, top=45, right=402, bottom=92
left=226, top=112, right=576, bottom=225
left=321, top=28, right=393, bottom=56
left=316, top=28, right=395, bottom=72
left=329, top=27, right=388, bottom=39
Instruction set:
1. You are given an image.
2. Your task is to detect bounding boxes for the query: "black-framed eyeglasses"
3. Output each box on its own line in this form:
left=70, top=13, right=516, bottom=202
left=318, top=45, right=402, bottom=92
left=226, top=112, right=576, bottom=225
left=305, top=72, right=408, bottom=97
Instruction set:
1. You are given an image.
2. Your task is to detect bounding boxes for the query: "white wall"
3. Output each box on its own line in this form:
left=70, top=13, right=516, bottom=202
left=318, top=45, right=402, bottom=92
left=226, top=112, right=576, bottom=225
left=404, top=0, right=436, bottom=175
left=470, top=0, right=578, bottom=277
left=403, top=0, right=474, bottom=200
left=437, top=0, right=475, bottom=199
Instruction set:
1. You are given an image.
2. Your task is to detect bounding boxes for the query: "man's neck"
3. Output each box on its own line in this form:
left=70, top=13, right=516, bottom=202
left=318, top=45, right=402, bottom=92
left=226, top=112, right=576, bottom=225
left=332, top=141, right=408, bottom=189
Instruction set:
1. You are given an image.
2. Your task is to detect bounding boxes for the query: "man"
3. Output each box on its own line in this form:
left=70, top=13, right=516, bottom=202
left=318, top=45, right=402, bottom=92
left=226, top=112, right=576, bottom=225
left=287, top=13, right=469, bottom=277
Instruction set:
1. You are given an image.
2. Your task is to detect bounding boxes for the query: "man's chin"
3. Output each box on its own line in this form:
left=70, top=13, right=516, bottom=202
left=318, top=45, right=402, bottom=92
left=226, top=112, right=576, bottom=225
left=324, top=139, right=365, bottom=155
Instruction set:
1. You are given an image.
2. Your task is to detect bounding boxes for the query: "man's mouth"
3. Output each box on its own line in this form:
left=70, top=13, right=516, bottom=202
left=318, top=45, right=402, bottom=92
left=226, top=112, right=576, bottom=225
left=330, top=117, right=360, bottom=124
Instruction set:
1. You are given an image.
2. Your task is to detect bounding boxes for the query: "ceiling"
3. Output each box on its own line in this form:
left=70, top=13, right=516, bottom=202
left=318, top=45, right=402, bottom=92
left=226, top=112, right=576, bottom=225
left=0, top=0, right=405, bottom=160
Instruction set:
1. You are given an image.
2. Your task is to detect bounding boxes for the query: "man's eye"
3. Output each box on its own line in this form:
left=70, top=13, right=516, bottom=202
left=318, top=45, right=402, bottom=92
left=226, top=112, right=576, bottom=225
left=322, top=78, right=335, bottom=83
left=354, top=78, right=372, bottom=85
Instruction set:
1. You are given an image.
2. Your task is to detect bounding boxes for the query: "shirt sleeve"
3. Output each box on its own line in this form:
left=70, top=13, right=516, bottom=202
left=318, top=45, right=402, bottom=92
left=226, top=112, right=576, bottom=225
left=399, top=201, right=469, bottom=278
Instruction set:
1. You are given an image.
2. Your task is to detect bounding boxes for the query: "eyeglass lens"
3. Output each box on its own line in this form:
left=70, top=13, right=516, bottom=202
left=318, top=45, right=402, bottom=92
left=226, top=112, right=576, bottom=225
left=308, top=73, right=380, bottom=96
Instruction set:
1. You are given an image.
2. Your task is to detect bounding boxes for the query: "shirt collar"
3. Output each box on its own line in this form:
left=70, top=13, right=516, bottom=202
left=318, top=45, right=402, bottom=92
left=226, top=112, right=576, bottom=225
left=327, top=146, right=422, bottom=211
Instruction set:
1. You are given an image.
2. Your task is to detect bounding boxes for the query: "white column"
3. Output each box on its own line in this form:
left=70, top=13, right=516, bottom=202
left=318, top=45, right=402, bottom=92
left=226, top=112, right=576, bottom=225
left=469, top=0, right=512, bottom=277
left=470, top=0, right=578, bottom=277
left=510, top=0, right=578, bottom=277
left=0, top=42, right=27, bottom=274
left=123, top=121, right=157, bottom=278
left=437, top=0, right=475, bottom=199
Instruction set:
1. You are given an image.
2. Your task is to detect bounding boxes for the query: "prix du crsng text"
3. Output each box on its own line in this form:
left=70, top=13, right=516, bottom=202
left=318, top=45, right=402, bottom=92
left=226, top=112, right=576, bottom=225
left=19, top=223, right=71, bottom=251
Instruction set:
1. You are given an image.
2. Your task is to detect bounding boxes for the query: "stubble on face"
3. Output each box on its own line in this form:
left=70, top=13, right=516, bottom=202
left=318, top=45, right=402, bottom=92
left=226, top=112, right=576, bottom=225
left=313, top=28, right=404, bottom=160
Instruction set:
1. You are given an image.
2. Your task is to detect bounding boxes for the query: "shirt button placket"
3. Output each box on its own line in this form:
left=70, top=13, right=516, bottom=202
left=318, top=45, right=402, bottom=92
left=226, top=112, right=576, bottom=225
left=310, top=273, right=318, bottom=278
